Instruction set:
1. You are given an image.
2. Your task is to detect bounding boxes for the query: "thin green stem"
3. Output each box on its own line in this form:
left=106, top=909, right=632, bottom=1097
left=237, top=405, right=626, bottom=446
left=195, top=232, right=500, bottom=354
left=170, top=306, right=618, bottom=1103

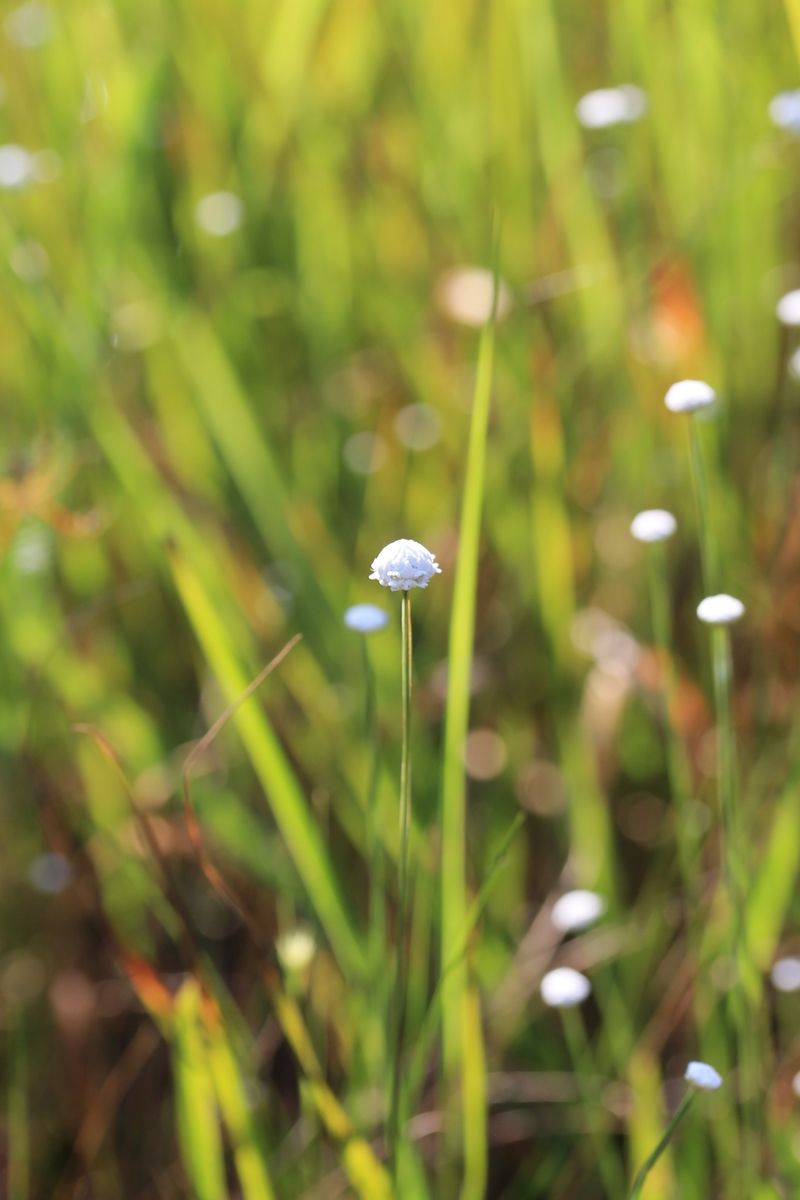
left=388, top=590, right=413, bottom=1172
left=561, top=1008, right=625, bottom=1200
left=688, top=418, right=716, bottom=593
left=711, top=626, right=760, bottom=1190
left=403, top=811, right=525, bottom=1111
left=363, top=639, right=387, bottom=1085
left=646, top=543, right=696, bottom=892
left=628, top=1092, right=694, bottom=1200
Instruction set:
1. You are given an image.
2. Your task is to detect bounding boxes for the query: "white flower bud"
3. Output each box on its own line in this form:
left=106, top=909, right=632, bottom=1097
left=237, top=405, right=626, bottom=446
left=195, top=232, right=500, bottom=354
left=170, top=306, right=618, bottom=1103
left=769, top=91, right=800, bottom=134
left=575, top=84, right=646, bottom=130
left=776, top=289, right=800, bottom=328
left=551, top=890, right=606, bottom=933
left=696, top=594, right=745, bottom=625
left=369, top=538, right=441, bottom=592
left=684, top=1061, right=723, bottom=1091
left=664, top=379, right=717, bottom=414
left=630, top=509, right=677, bottom=543
left=539, top=967, right=592, bottom=1008
left=343, top=604, right=389, bottom=634
left=770, top=957, right=800, bottom=993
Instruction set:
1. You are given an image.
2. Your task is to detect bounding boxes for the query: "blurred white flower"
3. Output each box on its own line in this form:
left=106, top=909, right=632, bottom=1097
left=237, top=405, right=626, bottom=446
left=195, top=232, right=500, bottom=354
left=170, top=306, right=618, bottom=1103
left=393, top=403, right=442, bottom=451
left=31, top=148, right=61, bottom=183
left=436, top=266, right=512, bottom=327
left=112, top=299, right=162, bottom=352
left=540, top=966, right=592, bottom=1008
left=463, top=728, right=507, bottom=781
left=195, top=191, right=243, bottom=237
left=769, top=91, right=800, bottom=135
left=343, top=431, right=387, bottom=475
left=11, top=524, right=51, bottom=574
left=684, top=1061, right=723, bottom=1091
left=0, top=144, right=34, bottom=189
left=9, top=239, right=49, bottom=281
left=770, top=957, right=800, bottom=993
left=696, top=594, right=745, bottom=625
left=276, top=927, right=316, bottom=973
left=4, top=2, right=51, bottom=48
left=370, top=538, right=441, bottom=591
left=776, top=289, right=800, bottom=327
left=344, top=603, right=389, bottom=634
left=576, top=84, right=647, bottom=130
left=29, top=853, right=72, bottom=894
left=664, top=379, right=717, bottom=414
left=789, top=347, right=800, bottom=382
left=551, top=890, right=606, bottom=934
left=630, top=509, right=677, bottom=543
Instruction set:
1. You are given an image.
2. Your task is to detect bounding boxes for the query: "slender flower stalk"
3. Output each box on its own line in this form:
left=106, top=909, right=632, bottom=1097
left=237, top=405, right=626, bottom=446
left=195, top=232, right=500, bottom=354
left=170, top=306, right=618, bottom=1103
left=664, top=381, right=717, bottom=591
left=370, top=539, right=440, bottom=1174
left=628, top=1062, right=722, bottom=1200
left=344, top=604, right=389, bottom=1083
left=545, top=976, right=624, bottom=1200
left=631, top=509, right=695, bottom=889
left=697, top=595, right=760, bottom=1187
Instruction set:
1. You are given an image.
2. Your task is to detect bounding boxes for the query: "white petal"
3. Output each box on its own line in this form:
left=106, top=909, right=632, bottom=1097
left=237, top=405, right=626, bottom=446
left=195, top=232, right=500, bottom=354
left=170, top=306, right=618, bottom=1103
left=664, top=379, right=717, bottom=414
left=696, top=594, right=745, bottom=625
left=540, top=967, right=592, bottom=1008
left=630, top=509, right=677, bottom=543
left=684, top=1061, right=723, bottom=1091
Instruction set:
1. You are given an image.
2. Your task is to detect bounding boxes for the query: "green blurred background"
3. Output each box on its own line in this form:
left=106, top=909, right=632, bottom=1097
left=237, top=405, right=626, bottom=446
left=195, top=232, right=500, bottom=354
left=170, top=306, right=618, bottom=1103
left=4, top=0, right=800, bottom=1196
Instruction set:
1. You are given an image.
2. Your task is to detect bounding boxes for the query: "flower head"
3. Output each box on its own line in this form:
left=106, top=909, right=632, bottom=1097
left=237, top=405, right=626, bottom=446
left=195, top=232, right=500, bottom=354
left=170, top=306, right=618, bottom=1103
left=770, top=957, right=800, bottom=993
left=369, top=538, right=441, bottom=592
left=776, top=289, right=800, bottom=328
left=684, top=1061, right=723, bottom=1091
left=343, top=603, right=389, bottom=634
left=575, top=84, right=646, bottom=130
left=770, top=90, right=800, bottom=134
left=551, top=890, right=606, bottom=934
left=539, top=966, right=592, bottom=1008
left=696, top=594, right=745, bottom=626
left=630, top=509, right=677, bottom=543
left=664, top=379, right=717, bottom=414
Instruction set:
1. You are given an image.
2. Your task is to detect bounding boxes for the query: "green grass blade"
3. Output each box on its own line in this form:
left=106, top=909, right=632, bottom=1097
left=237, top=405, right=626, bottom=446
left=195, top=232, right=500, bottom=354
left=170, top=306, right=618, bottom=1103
left=170, top=545, right=366, bottom=980
left=204, top=1008, right=276, bottom=1200
left=171, top=980, right=227, bottom=1200
left=440, top=281, right=496, bottom=1138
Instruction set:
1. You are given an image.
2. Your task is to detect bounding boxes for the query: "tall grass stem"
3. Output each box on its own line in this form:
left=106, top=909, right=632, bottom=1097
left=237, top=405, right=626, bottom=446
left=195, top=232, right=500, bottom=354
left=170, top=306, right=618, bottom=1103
left=628, top=1092, right=694, bottom=1200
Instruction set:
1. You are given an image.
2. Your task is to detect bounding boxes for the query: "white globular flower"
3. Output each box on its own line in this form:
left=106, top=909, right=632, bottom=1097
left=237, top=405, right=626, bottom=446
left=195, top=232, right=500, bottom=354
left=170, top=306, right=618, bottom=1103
left=664, top=379, right=717, bottom=414
left=684, top=1061, right=723, bottom=1092
left=369, top=538, right=441, bottom=592
left=551, top=890, right=606, bottom=934
left=343, top=603, right=389, bottom=634
left=276, top=926, right=316, bottom=973
left=630, top=509, right=677, bottom=544
left=696, top=594, right=745, bottom=626
left=770, top=957, right=800, bottom=993
left=776, top=289, right=800, bottom=328
left=575, top=84, right=647, bottom=130
left=769, top=91, right=800, bottom=135
left=539, top=966, right=592, bottom=1008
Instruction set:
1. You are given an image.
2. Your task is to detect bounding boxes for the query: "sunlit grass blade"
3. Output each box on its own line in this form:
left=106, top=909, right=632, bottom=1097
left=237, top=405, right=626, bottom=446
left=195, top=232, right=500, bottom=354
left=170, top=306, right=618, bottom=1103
left=461, top=984, right=488, bottom=1200
left=440, top=266, right=497, bottom=1138
left=203, top=1002, right=276, bottom=1200
left=170, top=544, right=366, bottom=979
left=171, top=979, right=228, bottom=1200
left=268, top=987, right=394, bottom=1200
